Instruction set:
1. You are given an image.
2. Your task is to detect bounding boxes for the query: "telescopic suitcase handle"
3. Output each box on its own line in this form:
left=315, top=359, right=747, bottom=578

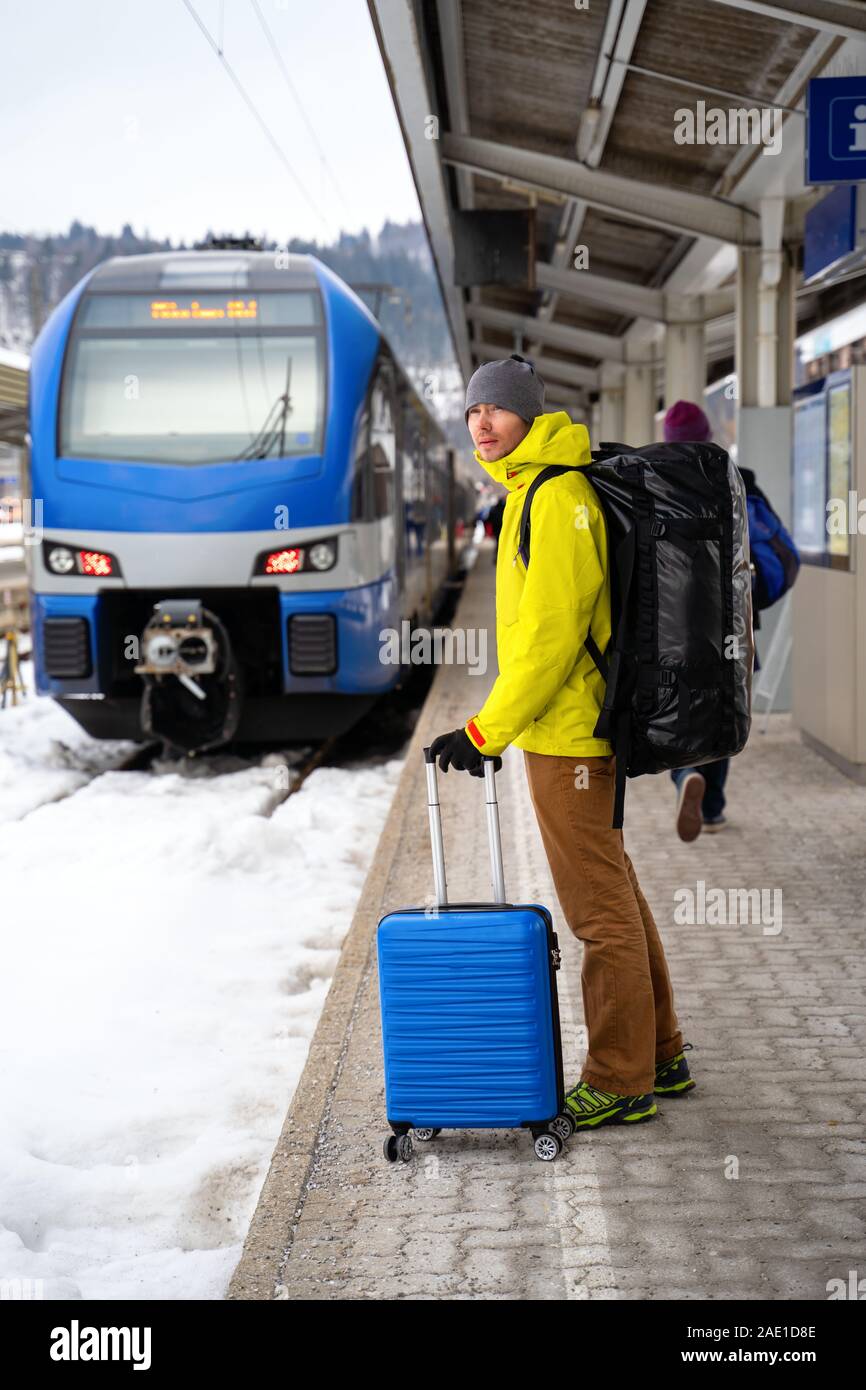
left=422, top=746, right=506, bottom=907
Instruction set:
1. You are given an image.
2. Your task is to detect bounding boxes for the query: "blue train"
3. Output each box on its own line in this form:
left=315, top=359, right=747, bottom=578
left=26, top=249, right=475, bottom=750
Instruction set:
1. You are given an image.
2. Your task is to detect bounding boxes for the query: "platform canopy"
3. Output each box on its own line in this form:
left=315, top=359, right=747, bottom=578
left=368, top=0, right=866, bottom=415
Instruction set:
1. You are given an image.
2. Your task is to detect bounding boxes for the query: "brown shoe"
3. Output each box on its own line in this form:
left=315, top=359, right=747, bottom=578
left=675, top=771, right=706, bottom=842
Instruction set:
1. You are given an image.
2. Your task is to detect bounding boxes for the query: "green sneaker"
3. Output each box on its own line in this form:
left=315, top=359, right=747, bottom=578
left=654, top=1042, right=696, bottom=1096
left=563, top=1081, right=657, bottom=1128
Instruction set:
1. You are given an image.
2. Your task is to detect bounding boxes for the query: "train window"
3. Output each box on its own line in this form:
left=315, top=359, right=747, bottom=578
left=59, top=292, right=325, bottom=466
left=369, top=368, right=396, bottom=520
left=401, top=405, right=427, bottom=562
left=350, top=400, right=371, bottom=520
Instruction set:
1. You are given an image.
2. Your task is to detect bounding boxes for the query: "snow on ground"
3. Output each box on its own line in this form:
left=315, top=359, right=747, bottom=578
left=0, top=661, right=135, bottom=822
left=0, top=681, right=405, bottom=1300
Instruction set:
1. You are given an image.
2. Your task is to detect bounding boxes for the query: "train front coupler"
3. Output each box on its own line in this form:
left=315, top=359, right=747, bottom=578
left=135, top=599, right=242, bottom=753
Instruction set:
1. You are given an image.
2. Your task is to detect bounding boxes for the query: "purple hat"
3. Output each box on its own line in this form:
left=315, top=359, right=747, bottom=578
left=663, top=400, right=711, bottom=444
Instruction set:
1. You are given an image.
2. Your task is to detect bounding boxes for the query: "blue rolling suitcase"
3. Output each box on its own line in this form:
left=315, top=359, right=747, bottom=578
left=376, top=747, right=570, bottom=1163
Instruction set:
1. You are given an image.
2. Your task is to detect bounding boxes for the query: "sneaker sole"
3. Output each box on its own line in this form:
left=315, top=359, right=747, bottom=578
left=654, top=1079, right=696, bottom=1096
left=676, top=773, right=706, bottom=842
left=565, top=1101, right=658, bottom=1128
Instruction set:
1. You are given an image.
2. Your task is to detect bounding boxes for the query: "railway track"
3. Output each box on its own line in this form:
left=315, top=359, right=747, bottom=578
left=1, top=560, right=467, bottom=826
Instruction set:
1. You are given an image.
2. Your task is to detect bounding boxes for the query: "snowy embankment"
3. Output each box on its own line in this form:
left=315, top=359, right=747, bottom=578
left=0, top=669, right=405, bottom=1299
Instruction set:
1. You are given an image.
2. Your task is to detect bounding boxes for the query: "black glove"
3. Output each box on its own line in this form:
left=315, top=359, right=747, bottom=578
left=429, top=728, right=502, bottom=777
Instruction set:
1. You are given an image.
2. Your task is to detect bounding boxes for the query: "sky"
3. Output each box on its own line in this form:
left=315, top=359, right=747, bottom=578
left=0, top=0, right=423, bottom=245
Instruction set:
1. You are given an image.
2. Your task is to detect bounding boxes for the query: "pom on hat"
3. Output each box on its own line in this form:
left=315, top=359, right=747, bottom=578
left=663, top=400, right=711, bottom=444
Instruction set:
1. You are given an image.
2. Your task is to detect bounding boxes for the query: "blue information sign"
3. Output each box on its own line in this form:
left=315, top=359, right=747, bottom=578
left=807, top=76, right=866, bottom=185
left=803, top=185, right=857, bottom=281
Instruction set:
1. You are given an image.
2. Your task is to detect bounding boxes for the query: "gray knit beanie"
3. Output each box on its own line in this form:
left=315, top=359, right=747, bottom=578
left=464, top=353, right=545, bottom=423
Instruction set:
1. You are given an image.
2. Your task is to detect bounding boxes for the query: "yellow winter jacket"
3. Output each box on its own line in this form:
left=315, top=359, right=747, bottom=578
left=464, top=411, right=613, bottom=758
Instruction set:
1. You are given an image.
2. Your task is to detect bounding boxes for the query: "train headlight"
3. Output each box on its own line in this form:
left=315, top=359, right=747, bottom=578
left=308, top=541, right=337, bottom=571
left=254, top=537, right=338, bottom=576
left=43, top=541, right=122, bottom=578
left=47, top=545, right=76, bottom=575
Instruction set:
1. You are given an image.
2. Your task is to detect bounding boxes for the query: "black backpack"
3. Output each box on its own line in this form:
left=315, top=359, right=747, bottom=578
left=518, top=441, right=754, bottom=827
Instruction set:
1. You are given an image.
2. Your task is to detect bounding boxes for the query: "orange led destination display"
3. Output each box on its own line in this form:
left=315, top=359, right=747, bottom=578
left=149, top=298, right=258, bottom=321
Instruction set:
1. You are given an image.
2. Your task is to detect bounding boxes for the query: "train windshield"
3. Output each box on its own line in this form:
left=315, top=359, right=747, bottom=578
left=60, top=291, right=326, bottom=465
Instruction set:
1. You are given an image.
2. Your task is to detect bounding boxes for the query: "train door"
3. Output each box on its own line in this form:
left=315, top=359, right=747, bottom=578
left=369, top=358, right=399, bottom=585
left=422, top=418, right=433, bottom=621
left=446, top=447, right=456, bottom=573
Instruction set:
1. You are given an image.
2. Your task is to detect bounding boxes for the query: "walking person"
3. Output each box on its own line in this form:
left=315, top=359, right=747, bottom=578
left=662, top=399, right=801, bottom=843
left=429, top=355, right=695, bottom=1129
left=661, top=401, right=732, bottom=841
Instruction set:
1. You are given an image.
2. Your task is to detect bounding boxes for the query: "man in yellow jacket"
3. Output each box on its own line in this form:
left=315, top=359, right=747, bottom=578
left=430, top=354, right=693, bottom=1128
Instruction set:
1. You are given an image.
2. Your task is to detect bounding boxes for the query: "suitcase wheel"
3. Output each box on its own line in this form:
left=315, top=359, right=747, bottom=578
left=550, top=1112, right=575, bottom=1141
left=384, top=1134, right=414, bottom=1163
left=533, top=1131, right=563, bottom=1162
left=412, top=1128, right=441, bottom=1142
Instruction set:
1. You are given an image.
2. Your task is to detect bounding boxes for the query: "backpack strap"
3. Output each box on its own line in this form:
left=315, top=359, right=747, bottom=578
left=517, top=461, right=635, bottom=827
left=584, top=631, right=609, bottom=683
left=592, top=520, right=639, bottom=831
left=517, top=464, right=575, bottom=567
left=591, top=523, right=636, bottom=743
left=612, top=711, right=631, bottom=831
left=517, top=463, right=609, bottom=681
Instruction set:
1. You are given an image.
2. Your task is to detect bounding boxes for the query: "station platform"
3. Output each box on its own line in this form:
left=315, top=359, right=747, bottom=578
left=228, top=542, right=866, bottom=1301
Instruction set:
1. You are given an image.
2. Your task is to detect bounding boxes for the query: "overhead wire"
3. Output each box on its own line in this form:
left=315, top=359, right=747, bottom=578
left=249, top=0, right=351, bottom=217
left=179, top=0, right=330, bottom=234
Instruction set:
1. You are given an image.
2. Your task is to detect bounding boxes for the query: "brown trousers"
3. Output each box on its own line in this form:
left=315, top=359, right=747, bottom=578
left=523, top=751, right=683, bottom=1095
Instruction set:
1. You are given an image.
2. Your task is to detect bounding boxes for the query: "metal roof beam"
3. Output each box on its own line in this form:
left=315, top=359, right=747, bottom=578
left=581, top=0, right=648, bottom=167
left=467, top=304, right=624, bottom=362
left=531, top=1, right=647, bottom=348
left=535, top=262, right=737, bottom=324
left=547, top=403, right=589, bottom=420
left=535, top=262, right=664, bottom=320
left=706, top=0, right=866, bottom=41
left=367, top=1, right=472, bottom=378
left=436, top=1, right=473, bottom=211
left=471, top=339, right=600, bottom=390
left=441, top=133, right=760, bottom=245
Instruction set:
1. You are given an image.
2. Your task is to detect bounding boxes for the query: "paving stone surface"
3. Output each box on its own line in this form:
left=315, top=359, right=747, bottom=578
left=231, top=546, right=866, bottom=1301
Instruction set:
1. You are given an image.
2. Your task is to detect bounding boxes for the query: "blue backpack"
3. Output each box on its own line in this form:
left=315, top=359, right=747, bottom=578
left=745, top=482, right=800, bottom=610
